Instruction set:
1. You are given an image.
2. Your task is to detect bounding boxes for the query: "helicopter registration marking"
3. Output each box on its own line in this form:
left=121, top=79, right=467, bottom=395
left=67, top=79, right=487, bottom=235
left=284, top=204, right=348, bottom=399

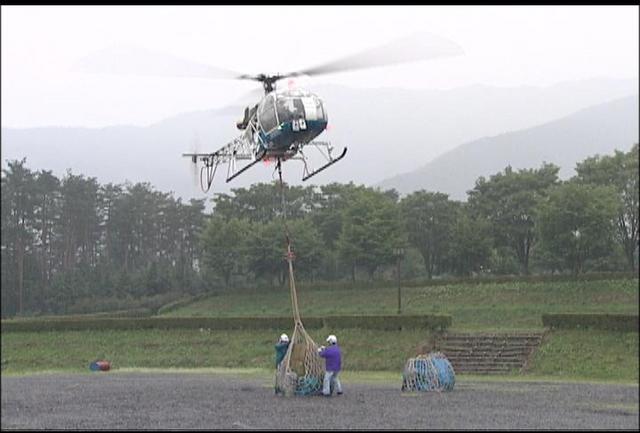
left=292, top=119, right=307, bottom=131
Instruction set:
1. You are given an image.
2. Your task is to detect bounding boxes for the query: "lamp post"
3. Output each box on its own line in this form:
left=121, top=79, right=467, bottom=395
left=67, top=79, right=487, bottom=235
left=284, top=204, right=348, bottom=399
left=572, top=228, right=581, bottom=275
left=394, top=247, right=405, bottom=315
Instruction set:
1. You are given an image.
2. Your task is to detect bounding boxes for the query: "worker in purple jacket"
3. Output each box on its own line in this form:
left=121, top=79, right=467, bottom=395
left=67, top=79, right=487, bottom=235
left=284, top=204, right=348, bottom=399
left=317, top=334, right=343, bottom=396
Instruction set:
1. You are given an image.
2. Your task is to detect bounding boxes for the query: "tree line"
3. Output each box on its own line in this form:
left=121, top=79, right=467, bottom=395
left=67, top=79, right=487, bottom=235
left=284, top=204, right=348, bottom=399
left=1, top=167, right=206, bottom=317
left=1, top=143, right=637, bottom=317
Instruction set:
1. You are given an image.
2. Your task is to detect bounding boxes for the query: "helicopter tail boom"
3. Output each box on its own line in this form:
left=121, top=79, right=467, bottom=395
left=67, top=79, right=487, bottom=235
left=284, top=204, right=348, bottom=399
left=182, top=130, right=264, bottom=191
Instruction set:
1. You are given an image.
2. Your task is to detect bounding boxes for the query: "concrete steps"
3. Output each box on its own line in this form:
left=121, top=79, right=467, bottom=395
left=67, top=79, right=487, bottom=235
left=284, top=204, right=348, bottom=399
left=433, top=332, right=545, bottom=375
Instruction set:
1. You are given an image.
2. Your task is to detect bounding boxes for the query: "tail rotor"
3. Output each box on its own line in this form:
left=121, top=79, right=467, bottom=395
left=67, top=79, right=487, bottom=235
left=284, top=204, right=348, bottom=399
left=188, top=133, right=201, bottom=190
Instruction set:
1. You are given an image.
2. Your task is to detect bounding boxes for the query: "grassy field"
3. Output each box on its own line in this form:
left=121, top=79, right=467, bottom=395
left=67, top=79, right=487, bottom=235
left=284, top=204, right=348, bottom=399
left=0, top=328, right=433, bottom=375
left=162, top=278, right=638, bottom=331
left=2, top=327, right=638, bottom=382
left=2, top=278, right=637, bottom=382
left=528, top=330, right=639, bottom=381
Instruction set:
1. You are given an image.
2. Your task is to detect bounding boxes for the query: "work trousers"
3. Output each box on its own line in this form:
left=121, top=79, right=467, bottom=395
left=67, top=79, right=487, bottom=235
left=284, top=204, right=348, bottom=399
left=322, top=370, right=342, bottom=396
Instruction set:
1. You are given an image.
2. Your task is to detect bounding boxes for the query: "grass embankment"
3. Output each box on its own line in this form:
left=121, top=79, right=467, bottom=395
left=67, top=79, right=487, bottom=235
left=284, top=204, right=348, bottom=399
left=2, top=327, right=638, bottom=382
left=2, top=278, right=637, bottom=382
left=163, top=279, right=638, bottom=331
left=0, top=328, right=432, bottom=375
left=528, top=330, right=639, bottom=381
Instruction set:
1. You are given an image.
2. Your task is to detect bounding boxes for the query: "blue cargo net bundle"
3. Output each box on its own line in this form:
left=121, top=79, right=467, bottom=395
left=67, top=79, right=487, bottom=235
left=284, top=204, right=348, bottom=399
left=402, top=352, right=455, bottom=392
left=295, top=373, right=323, bottom=396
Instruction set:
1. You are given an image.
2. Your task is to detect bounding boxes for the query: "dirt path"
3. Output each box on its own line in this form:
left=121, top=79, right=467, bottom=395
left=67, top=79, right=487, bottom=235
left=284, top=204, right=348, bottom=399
left=2, top=373, right=638, bottom=429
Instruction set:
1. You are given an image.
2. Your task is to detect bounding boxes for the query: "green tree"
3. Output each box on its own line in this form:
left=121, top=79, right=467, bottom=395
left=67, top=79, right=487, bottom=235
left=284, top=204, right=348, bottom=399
left=336, top=188, right=406, bottom=281
left=311, top=183, right=363, bottom=248
left=400, top=191, right=457, bottom=279
left=538, top=182, right=618, bottom=275
left=1, top=159, right=37, bottom=315
left=575, top=143, right=639, bottom=271
left=285, top=218, right=325, bottom=282
left=97, top=182, right=123, bottom=271
left=57, top=171, right=100, bottom=272
left=213, top=182, right=319, bottom=223
left=200, top=217, right=251, bottom=289
left=32, top=170, right=61, bottom=312
left=246, top=219, right=289, bottom=287
left=445, top=204, right=493, bottom=276
left=468, top=163, right=560, bottom=275
left=170, top=197, right=206, bottom=292
left=309, top=183, right=369, bottom=280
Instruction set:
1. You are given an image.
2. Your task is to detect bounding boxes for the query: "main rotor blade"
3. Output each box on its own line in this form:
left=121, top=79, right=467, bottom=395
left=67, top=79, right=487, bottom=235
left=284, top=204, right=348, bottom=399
left=232, top=87, right=265, bottom=106
left=77, top=45, right=248, bottom=80
left=291, top=32, right=463, bottom=78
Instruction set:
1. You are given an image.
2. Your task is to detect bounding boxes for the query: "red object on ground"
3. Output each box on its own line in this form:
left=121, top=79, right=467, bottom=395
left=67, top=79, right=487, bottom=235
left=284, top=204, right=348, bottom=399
left=96, top=360, right=111, bottom=371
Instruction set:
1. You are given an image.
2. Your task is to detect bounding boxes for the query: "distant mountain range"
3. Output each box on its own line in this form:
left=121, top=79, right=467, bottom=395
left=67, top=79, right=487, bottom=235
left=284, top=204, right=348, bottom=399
left=377, top=94, right=639, bottom=200
left=1, top=77, right=638, bottom=202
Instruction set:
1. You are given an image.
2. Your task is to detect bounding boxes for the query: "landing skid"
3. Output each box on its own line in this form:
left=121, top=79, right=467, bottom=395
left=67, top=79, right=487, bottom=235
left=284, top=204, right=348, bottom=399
left=184, top=134, right=346, bottom=192
left=226, top=148, right=267, bottom=182
left=301, top=146, right=347, bottom=181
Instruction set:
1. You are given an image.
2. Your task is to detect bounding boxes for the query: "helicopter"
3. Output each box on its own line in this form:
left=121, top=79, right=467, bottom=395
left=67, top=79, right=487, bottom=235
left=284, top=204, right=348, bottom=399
left=188, top=79, right=343, bottom=191
left=78, top=32, right=463, bottom=192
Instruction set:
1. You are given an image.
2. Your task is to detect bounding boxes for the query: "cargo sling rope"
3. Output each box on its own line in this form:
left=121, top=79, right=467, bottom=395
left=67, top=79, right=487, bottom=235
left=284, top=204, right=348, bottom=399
left=274, top=159, right=325, bottom=397
left=401, top=352, right=455, bottom=392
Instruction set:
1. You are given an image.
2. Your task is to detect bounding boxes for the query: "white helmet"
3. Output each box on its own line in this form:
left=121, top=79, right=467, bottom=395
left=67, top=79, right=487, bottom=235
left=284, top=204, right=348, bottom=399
left=280, top=334, right=289, bottom=343
left=326, top=335, right=337, bottom=345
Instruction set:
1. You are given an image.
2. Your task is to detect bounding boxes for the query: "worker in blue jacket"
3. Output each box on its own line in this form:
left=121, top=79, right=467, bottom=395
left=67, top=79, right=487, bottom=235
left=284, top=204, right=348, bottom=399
left=318, top=334, right=343, bottom=396
left=274, top=333, right=290, bottom=395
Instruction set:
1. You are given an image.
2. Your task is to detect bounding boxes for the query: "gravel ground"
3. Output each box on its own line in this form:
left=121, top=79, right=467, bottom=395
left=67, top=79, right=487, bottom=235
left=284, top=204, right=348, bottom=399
left=1, top=373, right=638, bottom=430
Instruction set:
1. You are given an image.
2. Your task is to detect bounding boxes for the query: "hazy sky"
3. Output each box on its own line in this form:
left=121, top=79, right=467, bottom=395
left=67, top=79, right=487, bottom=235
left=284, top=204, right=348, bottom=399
left=2, top=5, right=638, bottom=128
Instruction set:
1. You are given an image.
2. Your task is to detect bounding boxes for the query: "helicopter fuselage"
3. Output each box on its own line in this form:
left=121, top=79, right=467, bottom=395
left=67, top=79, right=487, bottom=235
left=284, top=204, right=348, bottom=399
left=245, top=88, right=328, bottom=160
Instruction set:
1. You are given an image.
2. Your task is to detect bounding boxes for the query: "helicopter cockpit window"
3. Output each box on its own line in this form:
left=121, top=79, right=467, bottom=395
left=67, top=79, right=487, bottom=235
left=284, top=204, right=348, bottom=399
left=309, top=97, right=327, bottom=121
left=259, top=95, right=277, bottom=132
left=317, top=98, right=327, bottom=121
left=260, top=94, right=275, bottom=113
